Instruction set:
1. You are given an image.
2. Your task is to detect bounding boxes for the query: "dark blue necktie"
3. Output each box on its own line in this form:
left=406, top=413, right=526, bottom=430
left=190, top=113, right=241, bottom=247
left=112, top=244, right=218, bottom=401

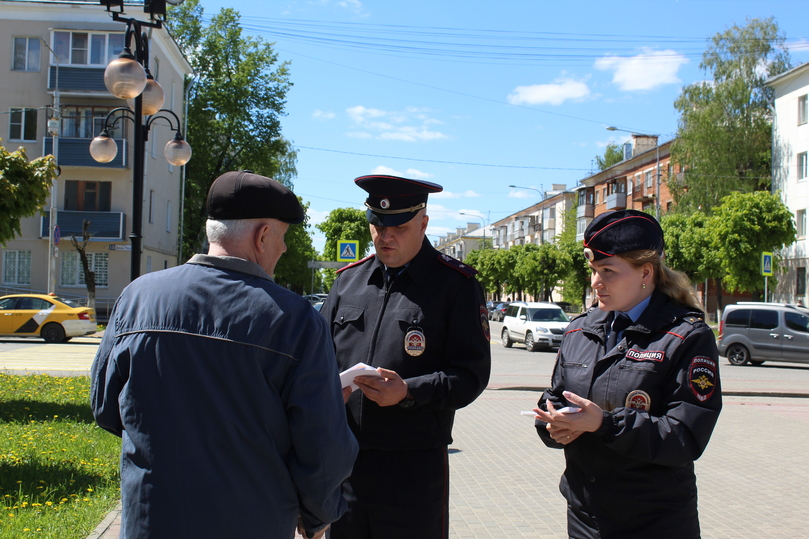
left=606, top=312, right=632, bottom=350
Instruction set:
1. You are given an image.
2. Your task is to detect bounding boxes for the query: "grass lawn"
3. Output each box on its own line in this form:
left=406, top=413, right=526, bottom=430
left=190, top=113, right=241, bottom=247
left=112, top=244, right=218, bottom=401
left=0, top=374, right=120, bottom=538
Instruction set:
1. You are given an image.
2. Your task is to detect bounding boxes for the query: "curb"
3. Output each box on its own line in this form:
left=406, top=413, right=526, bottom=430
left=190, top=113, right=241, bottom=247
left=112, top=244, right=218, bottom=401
left=86, top=502, right=121, bottom=539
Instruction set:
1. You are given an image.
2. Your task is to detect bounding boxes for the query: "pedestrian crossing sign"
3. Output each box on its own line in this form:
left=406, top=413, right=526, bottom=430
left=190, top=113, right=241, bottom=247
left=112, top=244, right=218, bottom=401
left=761, top=252, right=773, bottom=277
left=337, top=240, right=360, bottom=262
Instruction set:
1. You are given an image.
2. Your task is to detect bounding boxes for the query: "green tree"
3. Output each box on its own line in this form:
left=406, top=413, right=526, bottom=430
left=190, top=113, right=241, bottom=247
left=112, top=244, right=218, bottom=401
left=166, top=1, right=296, bottom=256
left=273, top=199, right=318, bottom=294
left=557, top=206, right=589, bottom=310
left=317, top=208, right=372, bottom=290
left=711, top=191, right=796, bottom=295
left=595, top=142, right=625, bottom=171
left=514, top=243, right=567, bottom=301
left=0, top=142, right=57, bottom=245
left=671, top=18, right=791, bottom=212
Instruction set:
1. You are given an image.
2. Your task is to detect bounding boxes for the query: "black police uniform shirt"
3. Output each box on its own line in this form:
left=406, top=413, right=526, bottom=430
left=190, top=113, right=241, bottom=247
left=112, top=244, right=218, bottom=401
left=321, top=237, right=492, bottom=451
left=536, top=290, right=722, bottom=539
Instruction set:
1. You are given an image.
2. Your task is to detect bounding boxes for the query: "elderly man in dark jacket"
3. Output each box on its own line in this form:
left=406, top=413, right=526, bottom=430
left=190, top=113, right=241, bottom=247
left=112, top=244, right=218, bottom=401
left=91, top=171, right=358, bottom=539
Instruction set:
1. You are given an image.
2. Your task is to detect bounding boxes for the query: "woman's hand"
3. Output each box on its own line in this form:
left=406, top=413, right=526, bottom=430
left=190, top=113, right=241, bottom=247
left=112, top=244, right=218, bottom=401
left=534, top=391, right=604, bottom=445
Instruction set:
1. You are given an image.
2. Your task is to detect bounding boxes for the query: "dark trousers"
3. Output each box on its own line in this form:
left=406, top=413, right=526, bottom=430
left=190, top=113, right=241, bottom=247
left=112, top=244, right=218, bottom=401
left=329, top=447, right=449, bottom=539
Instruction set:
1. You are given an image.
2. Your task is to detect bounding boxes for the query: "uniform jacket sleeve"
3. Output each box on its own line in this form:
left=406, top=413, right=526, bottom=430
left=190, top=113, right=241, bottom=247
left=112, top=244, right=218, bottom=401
left=90, top=297, right=125, bottom=438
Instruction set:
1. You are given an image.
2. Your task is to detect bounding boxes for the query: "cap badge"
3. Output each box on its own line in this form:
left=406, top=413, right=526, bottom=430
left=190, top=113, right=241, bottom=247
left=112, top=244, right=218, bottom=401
left=404, top=327, right=426, bottom=356
left=583, top=248, right=594, bottom=261
left=380, top=198, right=391, bottom=209
left=625, top=389, right=651, bottom=411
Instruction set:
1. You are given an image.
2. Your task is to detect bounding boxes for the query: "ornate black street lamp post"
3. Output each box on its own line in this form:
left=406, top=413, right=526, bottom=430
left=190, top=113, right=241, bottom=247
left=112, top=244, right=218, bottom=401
left=91, top=1, right=190, bottom=281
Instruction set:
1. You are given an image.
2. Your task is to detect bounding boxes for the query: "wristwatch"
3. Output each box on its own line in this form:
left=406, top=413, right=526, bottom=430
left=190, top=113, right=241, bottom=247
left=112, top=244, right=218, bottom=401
left=398, top=392, right=416, bottom=409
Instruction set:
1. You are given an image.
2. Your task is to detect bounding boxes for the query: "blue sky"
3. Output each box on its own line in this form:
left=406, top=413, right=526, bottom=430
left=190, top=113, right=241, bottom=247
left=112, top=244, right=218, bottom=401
left=196, top=0, right=809, bottom=255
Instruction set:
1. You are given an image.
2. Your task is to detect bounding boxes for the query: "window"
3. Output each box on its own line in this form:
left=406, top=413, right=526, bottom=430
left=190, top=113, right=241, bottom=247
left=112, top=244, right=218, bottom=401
left=61, top=106, right=124, bottom=139
left=798, top=152, right=808, bottom=181
left=149, top=190, right=155, bottom=224
left=799, top=95, right=808, bottom=126
left=165, top=200, right=172, bottom=232
left=797, top=267, right=806, bottom=297
left=52, top=31, right=124, bottom=66
left=60, top=251, right=108, bottom=287
left=3, top=250, right=32, bottom=285
left=13, top=37, right=40, bottom=71
left=9, top=107, right=37, bottom=141
left=725, top=309, right=750, bottom=327
left=750, top=310, right=778, bottom=330
left=576, top=218, right=587, bottom=236
left=64, top=181, right=111, bottom=211
left=785, top=312, right=809, bottom=333
left=797, top=209, right=807, bottom=239
left=645, top=170, right=654, bottom=188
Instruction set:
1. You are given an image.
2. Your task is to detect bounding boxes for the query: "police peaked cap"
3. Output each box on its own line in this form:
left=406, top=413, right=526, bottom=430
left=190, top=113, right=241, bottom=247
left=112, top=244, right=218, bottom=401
left=583, top=209, right=664, bottom=261
left=355, top=175, right=443, bottom=227
left=207, top=170, right=305, bottom=224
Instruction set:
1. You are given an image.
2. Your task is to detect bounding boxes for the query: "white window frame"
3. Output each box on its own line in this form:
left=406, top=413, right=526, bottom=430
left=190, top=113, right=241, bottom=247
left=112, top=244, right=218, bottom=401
left=13, top=37, right=40, bottom=71
left=798, top=209, right=807, bottom=239
left=9, top=107, right=37, bottom=142
left=798, top=152, right=808, bottom=181
left=60, top=251, right=109, bottom=288
left=3, top=250, right=32, bottom=285
left=645, top=169, right=654, bottom=188
left=799, top=94, right=808, bottom=126
left=52, top=31, right=124, bottom=67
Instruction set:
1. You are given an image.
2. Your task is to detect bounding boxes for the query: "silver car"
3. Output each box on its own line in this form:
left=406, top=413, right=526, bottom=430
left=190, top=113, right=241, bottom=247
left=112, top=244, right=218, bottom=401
left=718, top=302, right=809, bottom=366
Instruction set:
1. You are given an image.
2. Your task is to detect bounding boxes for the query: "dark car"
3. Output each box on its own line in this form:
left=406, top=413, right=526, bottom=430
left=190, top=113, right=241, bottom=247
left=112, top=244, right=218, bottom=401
left=486, top=301, right=497, bottom=319
left=491, top=302, right=510, bottom=322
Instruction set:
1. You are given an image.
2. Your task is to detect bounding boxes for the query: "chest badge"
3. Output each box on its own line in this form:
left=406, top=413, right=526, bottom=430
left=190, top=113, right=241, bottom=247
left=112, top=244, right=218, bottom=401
left=404, top=327, right=426, bottom=356
left=625, top=389, right=651, bottom=411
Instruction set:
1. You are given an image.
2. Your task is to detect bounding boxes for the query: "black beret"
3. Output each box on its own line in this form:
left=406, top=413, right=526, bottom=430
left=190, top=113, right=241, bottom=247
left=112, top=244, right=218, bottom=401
left=355, top=175, right=443, bottom=227
left=583, top=209, right=664, bottom=261
left=206, top=171, right=304, bottom=224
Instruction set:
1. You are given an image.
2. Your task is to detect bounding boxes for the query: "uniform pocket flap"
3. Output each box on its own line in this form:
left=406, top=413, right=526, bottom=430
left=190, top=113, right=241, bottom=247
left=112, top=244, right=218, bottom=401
left=334, top=306, right=363, bottom=326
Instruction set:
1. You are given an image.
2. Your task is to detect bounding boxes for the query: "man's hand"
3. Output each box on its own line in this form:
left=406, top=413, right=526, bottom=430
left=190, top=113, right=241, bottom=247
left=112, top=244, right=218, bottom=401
left=297, top=518, right=329, bottom=539
left=342, top=386, right=352, bottom=403
left=354, top=367, right=409, bottom=407
left=534, top=391, right=604, bottom=445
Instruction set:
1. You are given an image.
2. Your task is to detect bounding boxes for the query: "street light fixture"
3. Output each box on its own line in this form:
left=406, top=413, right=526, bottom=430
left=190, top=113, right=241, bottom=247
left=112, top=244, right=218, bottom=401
left=459, top=212, right=487, bottom=250
left=92, top=2, right=190, bottom=282
left=508, top=184, right=545, bottom=200
left=606, top=126, right=661, bottom=219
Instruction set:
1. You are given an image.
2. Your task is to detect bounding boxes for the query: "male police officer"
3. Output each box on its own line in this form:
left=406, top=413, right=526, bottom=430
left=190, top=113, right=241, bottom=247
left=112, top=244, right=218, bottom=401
left=321, top=175, right=492, bottom=539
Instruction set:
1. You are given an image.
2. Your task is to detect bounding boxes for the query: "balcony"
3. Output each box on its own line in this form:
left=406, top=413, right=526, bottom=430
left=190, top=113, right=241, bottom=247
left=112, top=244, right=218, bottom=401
left=44, top=137, right=128, bottom=168
left=605, top=192, right=627, bottom=210
left=577, top=204, right=594, bottom=219
left=41, top=210, right=126, bottom=241
left=49, top=66, right=109, bottom=93
left=543, top=218, right=556, bottom=230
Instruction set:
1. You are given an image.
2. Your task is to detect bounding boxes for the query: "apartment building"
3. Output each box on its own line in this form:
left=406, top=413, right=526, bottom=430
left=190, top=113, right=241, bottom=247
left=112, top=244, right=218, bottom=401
left=575, top=134, right=675, bottom=241
left=768, top=61, right=809, bottom=305
left=1, top=0, right=191, bottom=310
left=490, top=185, right=574, bottom=250
left=433, top=223, right=485, bottom=261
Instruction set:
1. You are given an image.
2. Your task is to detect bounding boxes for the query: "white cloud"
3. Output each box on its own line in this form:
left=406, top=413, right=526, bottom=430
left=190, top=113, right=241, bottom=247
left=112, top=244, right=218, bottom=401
left=595, top=48, right=689, bottom=91
left=306, top=208, right=330, bottom=225
left=508, top=77, right=590, bottom=106
left=431, top=190, right=480, bottom=199
left=789, top=39, right=809, bottom=54
left=508, top=189, right=539, bottom=199
left=312, top=109, right=336, bottom=121
left=370, top=166, right=433, bottom=179
left=346, top=105, right=448, bottom=142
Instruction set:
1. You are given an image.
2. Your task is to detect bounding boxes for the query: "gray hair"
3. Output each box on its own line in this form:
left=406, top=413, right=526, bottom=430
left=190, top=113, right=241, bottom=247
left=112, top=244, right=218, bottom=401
left=206, top=218, right=264, bottom=245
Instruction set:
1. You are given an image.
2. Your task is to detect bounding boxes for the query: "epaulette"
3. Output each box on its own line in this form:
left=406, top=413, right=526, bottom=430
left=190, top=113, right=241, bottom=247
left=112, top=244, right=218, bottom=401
left=336, top=254, right=375, bottom=273
left=437, top=253, right=478, bottom=278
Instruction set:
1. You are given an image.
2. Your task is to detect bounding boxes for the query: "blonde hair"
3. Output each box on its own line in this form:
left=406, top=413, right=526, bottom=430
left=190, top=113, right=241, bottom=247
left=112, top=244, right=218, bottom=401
left=618, top=250, right=703, bottom=312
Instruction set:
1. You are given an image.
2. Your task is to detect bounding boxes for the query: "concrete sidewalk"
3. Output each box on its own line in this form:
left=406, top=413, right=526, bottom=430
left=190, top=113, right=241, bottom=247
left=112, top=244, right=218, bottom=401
left=87, top=389, right=809, bottom=538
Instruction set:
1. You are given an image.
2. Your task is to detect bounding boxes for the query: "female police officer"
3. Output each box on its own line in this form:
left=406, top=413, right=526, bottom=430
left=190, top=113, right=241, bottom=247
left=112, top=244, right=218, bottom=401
left=533, top=209, right=721, bottom=539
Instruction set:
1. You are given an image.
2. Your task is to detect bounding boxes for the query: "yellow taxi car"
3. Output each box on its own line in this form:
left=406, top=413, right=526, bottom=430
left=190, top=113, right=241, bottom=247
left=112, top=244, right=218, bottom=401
left=0, top=294, right=97, bottom=343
